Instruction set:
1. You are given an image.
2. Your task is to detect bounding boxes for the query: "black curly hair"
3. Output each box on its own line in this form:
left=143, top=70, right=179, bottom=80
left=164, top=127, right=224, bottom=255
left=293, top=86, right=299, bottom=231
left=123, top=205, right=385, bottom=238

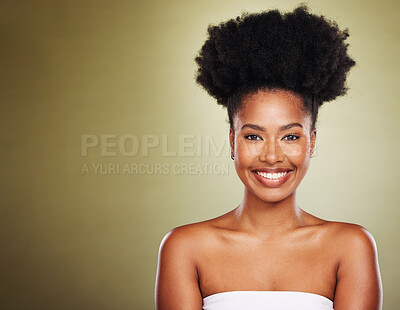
left=194, top=4, right=356, bottom=132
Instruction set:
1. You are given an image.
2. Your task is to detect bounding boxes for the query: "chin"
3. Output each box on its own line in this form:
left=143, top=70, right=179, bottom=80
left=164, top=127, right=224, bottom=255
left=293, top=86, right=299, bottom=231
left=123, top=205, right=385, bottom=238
left=252, top=188, right=295, bottom=203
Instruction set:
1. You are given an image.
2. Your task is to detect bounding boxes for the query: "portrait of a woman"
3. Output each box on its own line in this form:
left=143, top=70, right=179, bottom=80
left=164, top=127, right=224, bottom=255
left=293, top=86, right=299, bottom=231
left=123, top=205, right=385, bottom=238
left=155, top=4, right=383, bottom=310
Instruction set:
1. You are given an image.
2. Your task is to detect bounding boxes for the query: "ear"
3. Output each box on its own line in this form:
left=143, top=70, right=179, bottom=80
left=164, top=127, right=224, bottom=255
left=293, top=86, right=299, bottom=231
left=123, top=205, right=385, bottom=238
left=310, top=128, right=317, bottom=156
left=229, top=128, right=234, bottom=153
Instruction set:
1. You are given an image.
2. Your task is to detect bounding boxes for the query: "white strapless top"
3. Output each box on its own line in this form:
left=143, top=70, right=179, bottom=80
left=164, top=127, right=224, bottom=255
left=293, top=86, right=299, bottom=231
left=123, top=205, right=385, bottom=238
left=202, top=291, right=334, bottom=310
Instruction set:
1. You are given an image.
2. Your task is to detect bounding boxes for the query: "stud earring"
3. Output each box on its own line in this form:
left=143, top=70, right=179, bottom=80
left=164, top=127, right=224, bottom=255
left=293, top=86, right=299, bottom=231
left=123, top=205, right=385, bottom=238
left=231, top=152, right=234, bottom=160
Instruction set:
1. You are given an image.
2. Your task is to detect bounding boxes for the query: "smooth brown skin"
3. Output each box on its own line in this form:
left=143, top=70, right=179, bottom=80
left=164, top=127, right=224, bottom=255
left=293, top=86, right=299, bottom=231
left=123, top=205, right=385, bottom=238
left=155, top=89, right=383, bottom=310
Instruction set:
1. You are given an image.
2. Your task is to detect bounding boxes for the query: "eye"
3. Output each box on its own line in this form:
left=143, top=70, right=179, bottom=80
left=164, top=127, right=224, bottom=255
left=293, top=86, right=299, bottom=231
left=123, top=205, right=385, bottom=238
left=283, top=134, right=300, bottom=141
left=245, top=134, right=262, bottom=141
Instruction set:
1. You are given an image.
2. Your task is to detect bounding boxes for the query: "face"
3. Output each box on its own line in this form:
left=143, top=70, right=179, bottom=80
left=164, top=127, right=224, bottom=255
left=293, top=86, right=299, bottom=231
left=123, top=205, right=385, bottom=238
left=230, top=89, right=316, bottom=203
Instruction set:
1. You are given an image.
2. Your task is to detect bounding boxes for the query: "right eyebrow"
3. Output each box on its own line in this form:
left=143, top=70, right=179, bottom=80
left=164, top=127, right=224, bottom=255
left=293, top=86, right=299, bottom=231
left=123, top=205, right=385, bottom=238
left=241, top=124, right=266, bottom=131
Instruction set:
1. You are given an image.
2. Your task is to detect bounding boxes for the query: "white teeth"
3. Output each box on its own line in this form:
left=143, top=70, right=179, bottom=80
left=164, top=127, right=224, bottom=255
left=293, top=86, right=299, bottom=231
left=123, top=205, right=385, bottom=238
left=256, top=171, right=289, bottom=179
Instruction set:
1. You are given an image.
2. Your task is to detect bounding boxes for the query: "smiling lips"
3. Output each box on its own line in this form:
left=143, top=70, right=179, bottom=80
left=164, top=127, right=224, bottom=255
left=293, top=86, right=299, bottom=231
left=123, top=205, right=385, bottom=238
left=252, top=168, right=294, bottom=187
left=255, top=171, right=289, bottom=179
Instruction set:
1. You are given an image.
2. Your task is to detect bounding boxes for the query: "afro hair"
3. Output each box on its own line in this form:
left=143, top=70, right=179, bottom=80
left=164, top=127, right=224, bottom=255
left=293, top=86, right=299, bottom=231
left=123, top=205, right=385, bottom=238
left=194, top=3, right=356, bottom=130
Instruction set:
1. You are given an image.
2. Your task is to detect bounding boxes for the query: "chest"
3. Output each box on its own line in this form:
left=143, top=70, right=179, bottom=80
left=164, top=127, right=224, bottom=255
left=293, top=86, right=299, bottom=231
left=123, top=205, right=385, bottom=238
left=197, top=237, right=338, bottom=300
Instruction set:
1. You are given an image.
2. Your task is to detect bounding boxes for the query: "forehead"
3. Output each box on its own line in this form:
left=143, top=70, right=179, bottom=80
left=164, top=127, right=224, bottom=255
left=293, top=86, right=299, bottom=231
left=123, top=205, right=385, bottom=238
left=235, top=89, right=310, bottom=129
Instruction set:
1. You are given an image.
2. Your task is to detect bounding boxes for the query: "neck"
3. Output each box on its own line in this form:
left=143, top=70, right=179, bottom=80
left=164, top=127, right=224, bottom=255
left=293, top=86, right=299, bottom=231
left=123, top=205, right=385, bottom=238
left=232, top=188, right=306, bottom=239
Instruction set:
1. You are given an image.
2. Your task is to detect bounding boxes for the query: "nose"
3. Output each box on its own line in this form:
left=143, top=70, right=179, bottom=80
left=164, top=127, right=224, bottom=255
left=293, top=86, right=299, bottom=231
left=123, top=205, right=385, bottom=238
left=259, top=137, right=284, bottom=164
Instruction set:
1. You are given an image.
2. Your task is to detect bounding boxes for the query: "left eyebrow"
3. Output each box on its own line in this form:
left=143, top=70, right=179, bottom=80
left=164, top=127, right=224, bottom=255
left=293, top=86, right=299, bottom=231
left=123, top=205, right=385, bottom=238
left=279, top=123, right=303, bottom=131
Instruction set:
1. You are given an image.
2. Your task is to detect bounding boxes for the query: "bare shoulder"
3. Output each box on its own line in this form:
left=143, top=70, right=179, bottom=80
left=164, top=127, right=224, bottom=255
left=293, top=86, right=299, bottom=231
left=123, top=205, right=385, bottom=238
left=302, top=211, right=375, bottom=240
left=158, top=214, right=228, bottom=258
left=158, top=223, right=202, bottom=259
left=321, top=221, right=383, bottom=309
left=300, top=212, right=379, bottom=263
left=155, top=219, right=223, bottom=309
left=322, top=221, right=378, bottom=255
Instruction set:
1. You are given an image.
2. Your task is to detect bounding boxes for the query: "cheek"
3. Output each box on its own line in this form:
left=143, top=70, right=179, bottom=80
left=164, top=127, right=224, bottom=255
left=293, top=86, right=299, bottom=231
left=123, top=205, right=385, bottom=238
left=236, top=141, right=258, bottom=157
left=282, top=142, right=310, bottom=174
left=233, top=141, right=256, bottom=173
left=280, top=143, right=306, bottom=159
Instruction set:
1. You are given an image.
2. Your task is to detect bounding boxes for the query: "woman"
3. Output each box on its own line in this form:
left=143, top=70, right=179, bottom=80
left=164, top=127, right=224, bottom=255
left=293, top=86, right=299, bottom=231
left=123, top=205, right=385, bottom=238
left=155, top=4, right=383, bottom=310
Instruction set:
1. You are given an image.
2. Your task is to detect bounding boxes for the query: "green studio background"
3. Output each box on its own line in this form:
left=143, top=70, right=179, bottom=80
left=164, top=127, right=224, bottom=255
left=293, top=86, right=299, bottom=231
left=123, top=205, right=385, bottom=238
left=1, top=0, right=399, bottom=309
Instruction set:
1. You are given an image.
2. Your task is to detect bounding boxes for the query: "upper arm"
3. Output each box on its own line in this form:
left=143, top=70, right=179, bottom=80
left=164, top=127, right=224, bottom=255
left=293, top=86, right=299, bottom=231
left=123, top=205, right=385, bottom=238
left=155, top=226, right=203, bottom=310
left=333, top=224, right=383, bottom=310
